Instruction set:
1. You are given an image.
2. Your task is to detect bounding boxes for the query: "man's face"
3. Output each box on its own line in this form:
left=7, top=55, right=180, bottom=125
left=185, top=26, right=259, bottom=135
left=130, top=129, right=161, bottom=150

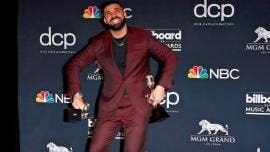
left=103, top=4, right=126, bottom=31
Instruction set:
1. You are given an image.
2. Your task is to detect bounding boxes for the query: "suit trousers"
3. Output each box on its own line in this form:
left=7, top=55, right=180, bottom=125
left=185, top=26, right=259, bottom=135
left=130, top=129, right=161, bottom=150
left=89, top=95, right=149, bottom=152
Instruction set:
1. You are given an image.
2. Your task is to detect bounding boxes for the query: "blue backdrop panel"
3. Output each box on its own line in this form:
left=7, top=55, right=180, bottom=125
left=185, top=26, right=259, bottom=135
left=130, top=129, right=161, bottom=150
left=18, top=0, right=270, bottom=151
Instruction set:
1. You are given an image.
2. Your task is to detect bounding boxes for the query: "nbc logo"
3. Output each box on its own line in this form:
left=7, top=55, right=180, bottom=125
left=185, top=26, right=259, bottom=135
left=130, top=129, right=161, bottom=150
left=188, top=66, right=240, bottom=80
left=188, top=66, right=208, bottom=79
left=36, top=91, right=54, bottom=103
left=83, top=6, right=102, bottom=19
left=83, top=6, right=132, bottom=19
left=35, top=90, right=71, bottom=104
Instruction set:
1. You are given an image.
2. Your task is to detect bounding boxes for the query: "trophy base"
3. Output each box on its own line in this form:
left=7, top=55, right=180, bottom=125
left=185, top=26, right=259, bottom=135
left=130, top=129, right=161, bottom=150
left=149, top=106, right=170, bottom=123
left=63, top=108, right=82, bottom=123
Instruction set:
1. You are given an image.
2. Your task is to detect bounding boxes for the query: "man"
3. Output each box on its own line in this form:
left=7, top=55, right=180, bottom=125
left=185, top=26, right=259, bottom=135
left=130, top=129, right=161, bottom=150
left=65, top=1, right=178, bottom=151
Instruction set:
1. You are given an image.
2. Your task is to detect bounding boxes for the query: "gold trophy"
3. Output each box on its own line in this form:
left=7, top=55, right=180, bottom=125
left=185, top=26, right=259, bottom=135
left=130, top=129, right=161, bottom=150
left=145, top=75, right=169, bottom=123
left=81, top=103, right=90, bottom=119
left=64, top=103, right=90, bottom=123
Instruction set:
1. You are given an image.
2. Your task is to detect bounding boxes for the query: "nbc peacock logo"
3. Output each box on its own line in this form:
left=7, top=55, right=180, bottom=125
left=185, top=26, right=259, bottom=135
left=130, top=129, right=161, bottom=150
left=36, top=91, right=55, bottom=103
left=188, top=66, right=208, bottom=79
left=35, top=90, right=71, bottom=104
left=83, top=6, right=102, bottom=19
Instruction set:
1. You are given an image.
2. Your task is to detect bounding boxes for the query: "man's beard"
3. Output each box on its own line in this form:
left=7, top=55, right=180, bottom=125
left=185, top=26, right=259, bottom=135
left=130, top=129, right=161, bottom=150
left=107, top=18, right=126, bottom=31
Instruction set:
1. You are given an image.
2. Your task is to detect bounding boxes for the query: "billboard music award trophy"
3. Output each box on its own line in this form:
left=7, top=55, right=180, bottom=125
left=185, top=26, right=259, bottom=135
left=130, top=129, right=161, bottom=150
left=64, top=102, right=90, bottom=123
left=145, top=75, right=170, bottom=123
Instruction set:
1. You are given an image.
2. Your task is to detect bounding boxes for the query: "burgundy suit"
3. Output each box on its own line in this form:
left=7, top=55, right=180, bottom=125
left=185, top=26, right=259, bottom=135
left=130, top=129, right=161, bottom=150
left=66, top=26, right=178, bottom=152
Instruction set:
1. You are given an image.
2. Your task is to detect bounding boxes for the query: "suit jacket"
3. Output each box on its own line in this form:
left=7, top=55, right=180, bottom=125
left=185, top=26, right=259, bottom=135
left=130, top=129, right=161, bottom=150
left=65, top=26, right=178, bottom=118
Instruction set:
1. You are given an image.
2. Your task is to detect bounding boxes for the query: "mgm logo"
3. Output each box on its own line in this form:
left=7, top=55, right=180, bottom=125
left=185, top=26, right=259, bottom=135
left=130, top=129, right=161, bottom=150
left=190, top=119, right=236, bottom=146
left=246, top=26, right=270, bottom=54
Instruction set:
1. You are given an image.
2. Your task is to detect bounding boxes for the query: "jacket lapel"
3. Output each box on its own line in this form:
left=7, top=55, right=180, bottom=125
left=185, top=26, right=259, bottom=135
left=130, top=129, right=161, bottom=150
left=103, top=27, right=134, bottom=79
left=124, top=27, right=132, bottom=78
left=103, top=31, right=124, bottom=79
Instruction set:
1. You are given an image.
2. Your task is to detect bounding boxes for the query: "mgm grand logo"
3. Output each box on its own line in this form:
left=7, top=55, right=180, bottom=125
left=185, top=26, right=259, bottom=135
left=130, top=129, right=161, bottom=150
left=87, top=60, right=104, bottom=81
left=190, top=119, right=236, bottom=146
left=246, top=26, right=270, bottom=54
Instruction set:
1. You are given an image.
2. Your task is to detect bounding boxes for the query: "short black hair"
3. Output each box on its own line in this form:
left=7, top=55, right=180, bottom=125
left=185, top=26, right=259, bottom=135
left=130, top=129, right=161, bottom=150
left=100, top=1, right=124, bottom=15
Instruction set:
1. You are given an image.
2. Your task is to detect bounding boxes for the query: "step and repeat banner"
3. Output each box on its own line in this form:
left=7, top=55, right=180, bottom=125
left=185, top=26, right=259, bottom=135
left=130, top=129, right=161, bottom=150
left=18, top=0, right=270, bottom=151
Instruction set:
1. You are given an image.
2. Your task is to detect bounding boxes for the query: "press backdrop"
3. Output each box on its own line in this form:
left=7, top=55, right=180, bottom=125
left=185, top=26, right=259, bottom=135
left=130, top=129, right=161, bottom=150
left=18, top=0, right=270, bottom=151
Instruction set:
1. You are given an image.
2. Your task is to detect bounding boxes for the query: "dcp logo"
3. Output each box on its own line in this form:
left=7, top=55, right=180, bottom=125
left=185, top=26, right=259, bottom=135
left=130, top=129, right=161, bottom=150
left=40, top=26, right=76, bottom=49
left=194, top=0, right=235, bottom=21
left=160, top=91, right=180, bottom=108
left=124, top=8, right=132, bottom=18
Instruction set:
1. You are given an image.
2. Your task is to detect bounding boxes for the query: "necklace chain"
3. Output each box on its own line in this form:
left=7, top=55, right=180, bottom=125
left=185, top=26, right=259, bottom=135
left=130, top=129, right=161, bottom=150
left=112, top=37, right=127, bottom=46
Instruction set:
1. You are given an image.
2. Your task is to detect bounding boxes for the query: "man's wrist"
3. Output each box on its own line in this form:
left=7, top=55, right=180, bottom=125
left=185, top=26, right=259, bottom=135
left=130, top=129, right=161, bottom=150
left=156, top=85, right=165, bottom=91
left=73, top=92, right=84, bottom=98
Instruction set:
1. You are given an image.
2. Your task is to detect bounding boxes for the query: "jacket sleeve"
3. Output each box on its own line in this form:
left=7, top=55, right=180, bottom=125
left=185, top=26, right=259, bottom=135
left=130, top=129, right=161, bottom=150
left=65, top=37, right=102, bottom=97
left=147, top=31, right=179, bottom=91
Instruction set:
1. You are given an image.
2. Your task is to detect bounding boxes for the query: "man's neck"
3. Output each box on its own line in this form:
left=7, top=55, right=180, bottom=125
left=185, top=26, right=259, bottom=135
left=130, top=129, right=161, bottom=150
left=110, top=25, right=128, bottom=38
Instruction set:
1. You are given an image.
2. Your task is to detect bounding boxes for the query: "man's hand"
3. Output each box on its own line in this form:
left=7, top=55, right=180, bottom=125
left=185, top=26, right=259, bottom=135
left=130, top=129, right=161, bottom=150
left=72, top=92, right=85, bottom=110
left=149, top=85, right=166, bottom=108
